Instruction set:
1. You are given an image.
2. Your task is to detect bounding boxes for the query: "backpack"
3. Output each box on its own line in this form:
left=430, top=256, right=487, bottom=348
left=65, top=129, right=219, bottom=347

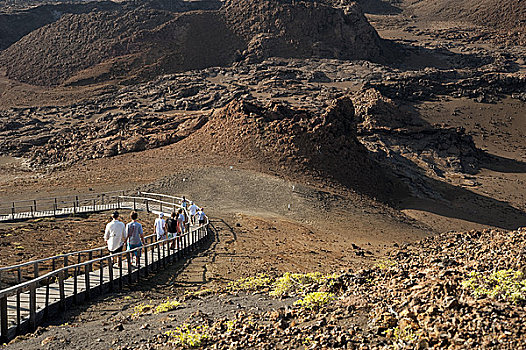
left=166, top=218, right=177, bottom=233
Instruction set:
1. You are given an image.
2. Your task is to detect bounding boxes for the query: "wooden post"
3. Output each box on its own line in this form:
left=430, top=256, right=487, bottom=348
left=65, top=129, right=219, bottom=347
left=16, top=268, right=21, bottom=330
left=73, top=266, right=78, bottom=304
left=0, top=295, right=8, bottom=344
left=117, top=196, right=121, bottom=209
left=108, top=257, right=114, bottom=291
left=146, top=199, right=150, bottom=213
left=88, top=252, right=93, bottom=272
left=137, top=249, right=141, bottom=281
left=54, top=198, right=57, bottom=216
left=157, top=242, right=161, bottom=270
left=127, top=252, right=132, bottom=285
left=63, top=256, right=69, bottom=279
left=133, top=198, right=136, bottom=211
left=33, top=199, right=37, bottom=212
left=58, top=271, right=65, bottom=311
left=44, top=280, right=50, bottom=319
left=99, top=259, right=104, bottom=294
left=162, top=240, right=166, bottom=268
left=101, top=194, right=105, bottom=205
left=31, top=205, right=34, bottom=218
left=93, top=199, right=96, bottom=211
left=29, top=283, right=37, bottom=331
left=85, top=264, right=91, bottom=301
left=33, top=261, right=39, bottom=279
left=118, top=255, right=123, bottom=290
left=144, top=246, right=149, bottom=277
left=11, top=203, right=15, bottom=220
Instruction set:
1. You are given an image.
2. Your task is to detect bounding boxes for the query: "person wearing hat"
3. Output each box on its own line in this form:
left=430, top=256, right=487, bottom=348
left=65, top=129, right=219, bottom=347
left=104, top=211, right=126, bottom=262
left=154, top=212, right=167, bottom=241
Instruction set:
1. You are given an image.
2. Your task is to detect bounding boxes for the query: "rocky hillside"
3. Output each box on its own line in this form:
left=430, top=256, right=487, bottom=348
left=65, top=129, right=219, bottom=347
left=179, top=97, right=403, bottom=198
left=4, top=227, right=524, bottom=349
left=0, top=0, right=389, bottom=86
left=407, top=0, right=526, bottom=44
left=0, top=1, right=122, bottom=51
left=221, top=0, right=386, bottom=62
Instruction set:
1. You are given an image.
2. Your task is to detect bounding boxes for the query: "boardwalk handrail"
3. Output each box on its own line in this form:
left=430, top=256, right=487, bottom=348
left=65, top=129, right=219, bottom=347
left=0, top=194, right=186, bottom=278
left=0, top=190, right=125, bottom=206
left=0, top=192, right=209, bottom=343
left=0, top=232, right=157, bottom=272
left=0, top=223, right=203, bottom=299
left=139, top=192, right=184, bottom=202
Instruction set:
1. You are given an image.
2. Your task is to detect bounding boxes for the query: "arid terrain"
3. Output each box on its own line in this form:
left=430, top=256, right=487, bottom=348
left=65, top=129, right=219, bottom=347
left=0, top=0, right=525, bottom=348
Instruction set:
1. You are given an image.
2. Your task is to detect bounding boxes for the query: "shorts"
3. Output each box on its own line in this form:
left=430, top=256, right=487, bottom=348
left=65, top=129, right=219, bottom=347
left=167, top=232, right=175, bottom=239
left=199, top=219, right=205, bottom=224
left=128, top=242, right=142, bottom=257
left=109, top=245, right=123, bottom=255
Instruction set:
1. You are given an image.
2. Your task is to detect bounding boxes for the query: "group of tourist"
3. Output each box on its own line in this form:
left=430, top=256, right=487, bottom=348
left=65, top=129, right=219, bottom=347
left=103, top=197, right=207, bottom=266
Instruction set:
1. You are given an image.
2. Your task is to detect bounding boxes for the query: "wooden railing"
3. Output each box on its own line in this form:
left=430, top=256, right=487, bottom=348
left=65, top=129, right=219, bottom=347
left=0, top=192, right=209, bottom=343
left=0, top=191, right=127, bottom=221
left=0, top=192, right=186, bottom=287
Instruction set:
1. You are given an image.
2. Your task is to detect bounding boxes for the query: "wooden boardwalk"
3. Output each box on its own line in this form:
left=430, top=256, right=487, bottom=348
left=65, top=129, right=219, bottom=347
left=0, top=192, right=209, bottom=343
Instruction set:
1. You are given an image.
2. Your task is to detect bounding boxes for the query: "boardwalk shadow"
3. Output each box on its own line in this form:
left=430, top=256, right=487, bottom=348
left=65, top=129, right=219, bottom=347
left=479, top=153, right=526, bottom=173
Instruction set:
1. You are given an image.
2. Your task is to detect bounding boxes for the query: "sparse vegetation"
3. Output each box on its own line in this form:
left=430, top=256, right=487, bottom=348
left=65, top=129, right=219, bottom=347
left=154, top=299, right=182, bottom=314
left=269, top=272, right=338, bottom=297
left=131, top=302, right=154, bottom=318
left=462, top=269, right=526, bottom=303
left=374, top=259, right=397, bottom=270
left=184, top=288, right=214, bottom=299
left=294, top=291, right=335, bottom=311
left=164, top=324, right=209, bottom=348
left=384, top=326, right=419, bottom=342
left=227, top=274, right=274, bottom=292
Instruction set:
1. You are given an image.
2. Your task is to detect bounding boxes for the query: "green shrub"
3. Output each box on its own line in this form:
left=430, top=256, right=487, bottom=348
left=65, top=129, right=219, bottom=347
left=384, top=326, right=419, bottom=342
left=270, top=272, right=337, bottom=297
left=374, top=259, right=397, bottom=270
left=294, top=291, right=335, bottom=311
left=154, top=299, right=182, bottom=314
left=131, top=302, right=154, bottom=318
left=462, top=269, right=526, bottom=303
left=227, top=274, right=274, bottom=292
left=164, top=324, right=209, bottom=348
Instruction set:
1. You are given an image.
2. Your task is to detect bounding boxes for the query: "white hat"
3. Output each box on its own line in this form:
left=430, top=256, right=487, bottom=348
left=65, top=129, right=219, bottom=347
left=159, top=213, right=164, bottom=217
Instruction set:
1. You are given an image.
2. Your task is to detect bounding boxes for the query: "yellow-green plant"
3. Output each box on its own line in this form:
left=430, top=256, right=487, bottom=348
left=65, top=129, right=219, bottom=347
left=154, top=299, right=182, bottom=314
left=228, top=274, right=274, bottom=291
left=374, top=259, right=397, bottom=270
left=164, top=324, right=209, bottom=348
left=462, top=269, right=526, bottom=303
left=270, top=272, right=338, bottom=297
left=384, top=326, right=419, bottom=342
left=225, top=320, right=235, bottom=333
left=294, top=291, right=335, bottom=311
left=185, top=288, right=214, bottom=298
left=131, top=302, right=154, bottom=317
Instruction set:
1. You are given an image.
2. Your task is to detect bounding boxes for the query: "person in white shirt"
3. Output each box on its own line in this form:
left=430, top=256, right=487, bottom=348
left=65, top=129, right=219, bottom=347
left=197, top=208, right=207, bottom=225
left=188, top=201, right=199, bottom=225
left=154, top=212, right=167, bottom=241
left=104, top=211, right=126, bottom=262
